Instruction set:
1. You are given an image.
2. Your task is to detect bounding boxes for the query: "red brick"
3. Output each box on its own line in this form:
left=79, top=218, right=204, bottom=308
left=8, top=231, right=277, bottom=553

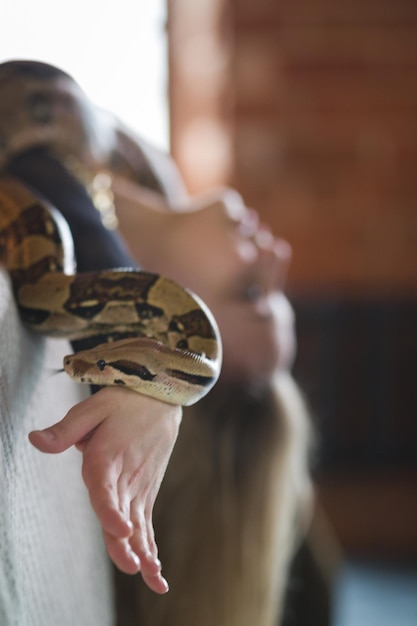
left=169, top=0, right=417, bottom=293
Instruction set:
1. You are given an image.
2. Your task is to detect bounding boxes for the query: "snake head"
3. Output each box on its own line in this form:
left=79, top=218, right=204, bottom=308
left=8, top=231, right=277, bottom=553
left=63, top=336, right=220, bottom=405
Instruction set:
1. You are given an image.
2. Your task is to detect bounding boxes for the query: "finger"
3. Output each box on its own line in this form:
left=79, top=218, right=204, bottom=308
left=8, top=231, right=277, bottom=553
left=28, top=394, right=105, bottom=453
left=105, top=526, right=169, bottom=593
left=257, top=236, right=292, bottom=294
left=137, top=538, right=169, bottom=595
left=271, top=238, right=292, bottom=291
left=129, top=506, right=153, bottom=561
left=82, top=456, right=132, bottom=538
left=128, top=503, right=169, bottom=593
left=141, top=569, right=169, bottom=595
left=103, top=532, right=141, bottom=575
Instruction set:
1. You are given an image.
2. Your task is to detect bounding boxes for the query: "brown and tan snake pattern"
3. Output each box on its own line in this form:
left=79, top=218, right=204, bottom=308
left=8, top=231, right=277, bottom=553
left=0, top=61, right=222, bottom=406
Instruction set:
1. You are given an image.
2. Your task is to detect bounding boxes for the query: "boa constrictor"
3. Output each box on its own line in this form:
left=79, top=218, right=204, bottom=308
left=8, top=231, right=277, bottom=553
left=0, top=174, right=221, bottom=406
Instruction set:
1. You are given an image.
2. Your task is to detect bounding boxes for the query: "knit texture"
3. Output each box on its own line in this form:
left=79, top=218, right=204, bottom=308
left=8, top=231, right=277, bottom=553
left=0, top=269, right=114, bottom=626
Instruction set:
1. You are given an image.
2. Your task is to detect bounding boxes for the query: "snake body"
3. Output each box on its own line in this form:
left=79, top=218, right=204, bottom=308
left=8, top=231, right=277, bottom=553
left=0, top=174, right=222, bottom=406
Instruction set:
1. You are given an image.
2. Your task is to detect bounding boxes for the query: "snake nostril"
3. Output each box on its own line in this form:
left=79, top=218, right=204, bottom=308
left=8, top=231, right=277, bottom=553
left=96, top=359, right=106, bottom=371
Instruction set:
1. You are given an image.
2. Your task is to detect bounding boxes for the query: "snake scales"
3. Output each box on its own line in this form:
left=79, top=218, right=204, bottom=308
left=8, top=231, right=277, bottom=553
left=0, top=61, right=222, bottom=406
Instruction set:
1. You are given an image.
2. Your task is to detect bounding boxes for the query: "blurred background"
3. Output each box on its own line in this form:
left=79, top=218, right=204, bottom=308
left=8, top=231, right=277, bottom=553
left=1, top=0, right=417, bottom=624
left=169, top=2, right=417, bottom=623
left=0, top=0, right=169, bottom=150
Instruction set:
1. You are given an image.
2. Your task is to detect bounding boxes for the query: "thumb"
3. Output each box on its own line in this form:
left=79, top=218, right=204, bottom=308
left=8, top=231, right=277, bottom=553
left=28, top=393, right=106, bottom=453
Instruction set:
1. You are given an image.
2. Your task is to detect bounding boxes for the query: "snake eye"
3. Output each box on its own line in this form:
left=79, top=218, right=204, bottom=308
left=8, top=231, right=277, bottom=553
left=96, top=359, right=106, bottom=371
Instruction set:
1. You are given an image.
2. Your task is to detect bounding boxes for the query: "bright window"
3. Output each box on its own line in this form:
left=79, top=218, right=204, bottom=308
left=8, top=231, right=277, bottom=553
left=0, top=0, right=169, bottom=150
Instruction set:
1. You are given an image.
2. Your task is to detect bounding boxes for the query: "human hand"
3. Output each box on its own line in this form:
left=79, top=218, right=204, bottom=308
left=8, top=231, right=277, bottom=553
left=29, top=386, right=182, bottom=594
left=115, top=184, right=295, bottom=384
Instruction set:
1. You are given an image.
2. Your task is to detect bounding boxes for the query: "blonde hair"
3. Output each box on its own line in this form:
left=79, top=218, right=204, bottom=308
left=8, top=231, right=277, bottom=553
left=133, top=372, right=312, bottom=626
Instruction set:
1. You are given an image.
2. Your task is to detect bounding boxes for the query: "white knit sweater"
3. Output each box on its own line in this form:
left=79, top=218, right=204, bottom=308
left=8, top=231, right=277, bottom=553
left=0, top=269, right=115, bottom=626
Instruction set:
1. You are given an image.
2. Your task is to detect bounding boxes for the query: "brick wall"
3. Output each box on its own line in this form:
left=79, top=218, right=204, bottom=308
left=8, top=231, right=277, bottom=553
left=168, top=0, right=417, bottom=557
left=168, top=0, right=417, bottom=296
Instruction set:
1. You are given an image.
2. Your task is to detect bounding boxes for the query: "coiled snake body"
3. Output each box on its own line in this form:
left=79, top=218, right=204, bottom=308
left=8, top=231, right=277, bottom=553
left=0, top=174, right=222, bottom=405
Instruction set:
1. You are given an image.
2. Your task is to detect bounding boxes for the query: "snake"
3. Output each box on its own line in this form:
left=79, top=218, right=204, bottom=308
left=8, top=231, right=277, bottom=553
left=0, top=61, right=222, bottom=407
left=0, top=174, right=221, bottom=405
